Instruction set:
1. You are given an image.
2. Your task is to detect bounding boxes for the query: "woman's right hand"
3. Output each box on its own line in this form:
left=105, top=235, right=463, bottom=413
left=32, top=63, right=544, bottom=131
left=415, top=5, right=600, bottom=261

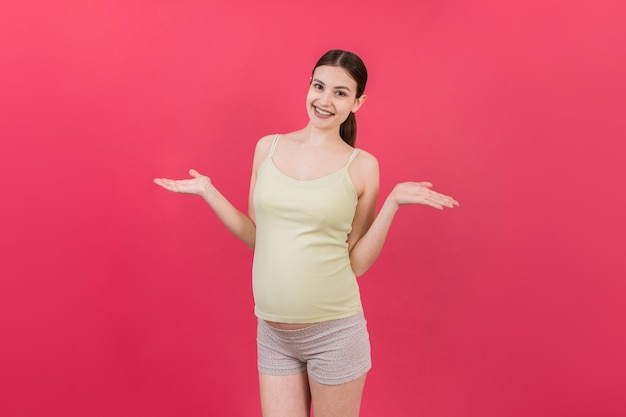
left=153, top=169, right=212, bottom=199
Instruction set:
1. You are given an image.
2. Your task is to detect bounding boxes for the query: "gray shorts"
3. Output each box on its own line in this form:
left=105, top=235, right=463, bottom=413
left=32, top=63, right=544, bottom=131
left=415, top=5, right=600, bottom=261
left=257, top=312, right=372, bottom=385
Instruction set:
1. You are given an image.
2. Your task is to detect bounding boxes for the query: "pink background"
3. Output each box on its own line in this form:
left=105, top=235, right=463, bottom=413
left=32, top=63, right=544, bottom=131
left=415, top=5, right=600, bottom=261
left=1, top=1, right=625, bottom=416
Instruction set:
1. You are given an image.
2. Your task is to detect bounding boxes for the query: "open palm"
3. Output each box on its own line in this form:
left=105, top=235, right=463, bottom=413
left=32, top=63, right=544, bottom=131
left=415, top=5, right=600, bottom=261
left=153, top=169, right=211, bottom=198
left=390, top=182, right=459, bottom=210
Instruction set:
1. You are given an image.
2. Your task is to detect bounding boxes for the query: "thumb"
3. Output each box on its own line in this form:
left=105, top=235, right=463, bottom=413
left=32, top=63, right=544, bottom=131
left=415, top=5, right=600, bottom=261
left=419, top=182, right=433, bottom=188
left=189, top=169, right=200, bottom=178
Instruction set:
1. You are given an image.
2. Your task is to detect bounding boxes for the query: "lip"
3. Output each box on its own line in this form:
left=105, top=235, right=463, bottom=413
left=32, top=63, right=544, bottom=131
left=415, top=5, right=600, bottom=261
left=313, top=105, right=334, bottom=118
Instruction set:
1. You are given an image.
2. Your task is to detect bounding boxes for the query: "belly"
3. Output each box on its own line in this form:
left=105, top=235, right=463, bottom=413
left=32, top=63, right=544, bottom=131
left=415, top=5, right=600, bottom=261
left=263, top=320, right=315, bottom=330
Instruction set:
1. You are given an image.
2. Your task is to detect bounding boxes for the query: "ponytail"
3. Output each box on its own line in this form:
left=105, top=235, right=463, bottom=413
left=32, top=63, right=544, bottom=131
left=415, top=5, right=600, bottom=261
left=340, top=112, right=357, bottom=147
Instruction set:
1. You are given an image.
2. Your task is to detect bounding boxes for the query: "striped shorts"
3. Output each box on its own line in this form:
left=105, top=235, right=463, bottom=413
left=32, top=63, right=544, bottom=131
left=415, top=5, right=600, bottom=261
left=257, top=312, right=372, bottom=385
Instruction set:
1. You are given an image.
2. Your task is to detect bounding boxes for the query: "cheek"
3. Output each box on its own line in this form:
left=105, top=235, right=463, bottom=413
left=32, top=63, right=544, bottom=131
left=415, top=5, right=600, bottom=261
left=305, top=88, right=316, bottom=103
left=349, top=98, right=362, bottom=112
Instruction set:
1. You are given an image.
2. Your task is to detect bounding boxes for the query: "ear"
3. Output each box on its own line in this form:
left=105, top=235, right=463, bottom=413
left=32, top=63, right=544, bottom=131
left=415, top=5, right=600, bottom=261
left=351, top=94, right=367, bottom=113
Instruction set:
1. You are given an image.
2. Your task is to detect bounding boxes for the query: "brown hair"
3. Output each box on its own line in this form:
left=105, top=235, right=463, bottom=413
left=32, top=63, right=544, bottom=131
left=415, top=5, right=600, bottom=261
left=312, top=50, right=368, bottom=147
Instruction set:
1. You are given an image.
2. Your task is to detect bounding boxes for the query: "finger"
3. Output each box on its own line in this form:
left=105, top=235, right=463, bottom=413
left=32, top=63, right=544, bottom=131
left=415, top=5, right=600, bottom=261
left=428, top=201, right=444, bottom=210
left=419, top=182, right=433, bottom=188
left=439, top=194, right=459, bottom=207
left=154, top=181, right=174, bottom=191
left=424, top=193, right=454, bottom=209
left=156, top=182, right=177, bottom=192
left=156, top=178, right=176, bottom=186
left=438, top=196, right=457, bottom=208
left=155, top=178, right=180, bottom=185
left=155, top=178, right=187, bottom=192
left=429, top=191, right=459, bottom=207
left=189, top=169, right=199, bottom=177
left=153, top=178, right=169, bottom=188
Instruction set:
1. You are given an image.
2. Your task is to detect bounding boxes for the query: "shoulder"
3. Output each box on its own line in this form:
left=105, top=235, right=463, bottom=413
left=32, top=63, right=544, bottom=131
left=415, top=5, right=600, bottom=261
left=254, top=134, right=277, bottom=154
left=252, top=134, right=278, bottom=165
left=254, top=130, right=304, bottom=159
left=349, top=149, right=380, bottom=195
left=352, top=149, right=379, bottom=176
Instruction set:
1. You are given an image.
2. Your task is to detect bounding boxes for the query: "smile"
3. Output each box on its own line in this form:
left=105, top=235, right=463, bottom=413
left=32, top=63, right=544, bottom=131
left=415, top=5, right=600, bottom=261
left=314, top=106, right=334, bottom=116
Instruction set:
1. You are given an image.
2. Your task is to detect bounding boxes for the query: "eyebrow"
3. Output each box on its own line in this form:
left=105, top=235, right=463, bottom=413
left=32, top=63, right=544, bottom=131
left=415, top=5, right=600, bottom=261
left=312, top=78, right=352, bottom=92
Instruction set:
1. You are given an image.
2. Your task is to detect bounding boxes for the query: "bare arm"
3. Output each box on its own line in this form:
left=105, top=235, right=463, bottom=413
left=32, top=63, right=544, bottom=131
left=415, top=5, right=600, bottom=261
left=153, top=136, right=273, bottom=250
left=153, top=169, right=257, bottom=249
left=349, top=160, right=459, bottom=277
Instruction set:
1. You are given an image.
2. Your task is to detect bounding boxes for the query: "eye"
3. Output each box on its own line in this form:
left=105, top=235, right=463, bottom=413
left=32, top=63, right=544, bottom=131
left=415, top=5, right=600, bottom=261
left=335, top=90, right=347, bottom=97
left=312, top=83, right=323, bottom=90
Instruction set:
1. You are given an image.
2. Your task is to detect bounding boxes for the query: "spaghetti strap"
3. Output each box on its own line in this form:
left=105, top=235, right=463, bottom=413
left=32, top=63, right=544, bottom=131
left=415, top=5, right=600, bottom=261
left=345, top=148, right=360, bottom=167
left=269, top=134, right=280, bottom=157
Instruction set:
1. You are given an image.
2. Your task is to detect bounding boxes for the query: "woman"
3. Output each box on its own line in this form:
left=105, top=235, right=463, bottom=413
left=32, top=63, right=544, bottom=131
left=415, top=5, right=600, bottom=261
left=154, top=49, right=458, bottom=417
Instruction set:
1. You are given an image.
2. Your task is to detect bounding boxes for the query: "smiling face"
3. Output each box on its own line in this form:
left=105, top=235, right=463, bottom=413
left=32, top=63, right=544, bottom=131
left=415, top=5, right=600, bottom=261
left=306, top=65, right=367, bottom=132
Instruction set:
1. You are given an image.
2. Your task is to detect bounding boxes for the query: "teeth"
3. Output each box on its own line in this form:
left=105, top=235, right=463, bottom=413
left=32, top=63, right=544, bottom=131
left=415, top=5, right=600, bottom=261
left=316, top=107, right=331, bottom=116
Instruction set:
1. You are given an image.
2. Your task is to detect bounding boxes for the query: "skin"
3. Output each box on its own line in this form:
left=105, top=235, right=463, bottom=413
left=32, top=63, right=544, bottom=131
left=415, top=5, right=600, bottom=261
left=153, top=64, right=459, bottom=417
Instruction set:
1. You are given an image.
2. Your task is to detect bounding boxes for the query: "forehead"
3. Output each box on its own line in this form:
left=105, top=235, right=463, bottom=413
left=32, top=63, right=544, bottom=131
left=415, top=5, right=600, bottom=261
left=312, top=65, right=357, bottom=89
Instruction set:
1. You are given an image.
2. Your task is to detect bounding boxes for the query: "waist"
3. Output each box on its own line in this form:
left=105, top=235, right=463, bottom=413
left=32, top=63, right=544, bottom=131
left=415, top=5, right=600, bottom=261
left=263, top=321, right=315, bottom=330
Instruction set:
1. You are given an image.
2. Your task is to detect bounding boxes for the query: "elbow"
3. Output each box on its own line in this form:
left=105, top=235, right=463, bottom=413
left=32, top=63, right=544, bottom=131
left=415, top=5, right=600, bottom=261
left=241, top=231, right=256, bottom=251
left=349, top=250, right=375, bottom=278
left=350, top=261, right=370, bottom=278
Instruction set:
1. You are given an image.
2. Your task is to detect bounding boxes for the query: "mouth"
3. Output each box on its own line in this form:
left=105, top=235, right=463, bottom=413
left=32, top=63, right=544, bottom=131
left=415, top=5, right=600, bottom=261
left=313, top=106, right=334, bottom=117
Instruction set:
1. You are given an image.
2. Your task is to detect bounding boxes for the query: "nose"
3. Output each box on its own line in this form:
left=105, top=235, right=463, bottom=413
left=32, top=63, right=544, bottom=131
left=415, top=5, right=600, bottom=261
left=318, top=89, right=333, bottom=106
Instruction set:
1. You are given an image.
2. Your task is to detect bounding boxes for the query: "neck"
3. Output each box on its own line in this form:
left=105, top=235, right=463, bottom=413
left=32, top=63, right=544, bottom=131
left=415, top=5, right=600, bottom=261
left=300, top=123, right=343, bottom=145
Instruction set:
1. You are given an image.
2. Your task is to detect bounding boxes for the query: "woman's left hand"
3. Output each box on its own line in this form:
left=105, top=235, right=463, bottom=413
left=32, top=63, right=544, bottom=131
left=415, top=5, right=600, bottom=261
left=388, top=182, right=459, bottom=210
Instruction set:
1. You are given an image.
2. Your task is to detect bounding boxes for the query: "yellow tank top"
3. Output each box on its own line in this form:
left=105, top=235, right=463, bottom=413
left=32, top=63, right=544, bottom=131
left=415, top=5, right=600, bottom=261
left=252, top=134, right=363, bottom=323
